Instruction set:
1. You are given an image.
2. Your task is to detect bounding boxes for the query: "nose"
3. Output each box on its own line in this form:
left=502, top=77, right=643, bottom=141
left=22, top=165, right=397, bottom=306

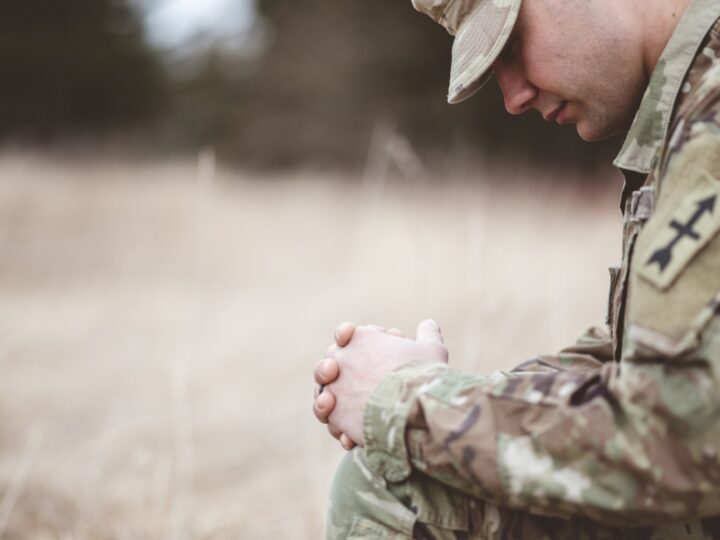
left=493, top=59, right=538, bottom=115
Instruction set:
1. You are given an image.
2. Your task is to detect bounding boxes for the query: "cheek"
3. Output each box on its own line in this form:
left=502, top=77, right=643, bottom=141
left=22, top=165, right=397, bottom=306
left=518, top=14, right=578, bottom=91
left=523, top=57, right=575, bottom=99
left=520, top=39, right=577, bottom=96
left=586, top=60, right=643, bottom=116
left=577, top=77, right=643, bottom=140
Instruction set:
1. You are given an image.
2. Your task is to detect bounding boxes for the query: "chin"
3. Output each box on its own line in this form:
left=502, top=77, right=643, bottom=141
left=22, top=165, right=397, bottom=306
left=576, top=121, right=616, bottom=143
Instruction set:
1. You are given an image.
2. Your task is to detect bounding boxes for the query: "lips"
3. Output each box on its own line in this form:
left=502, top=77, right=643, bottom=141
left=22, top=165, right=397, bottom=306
left=544, top=102, right=567, bottom=123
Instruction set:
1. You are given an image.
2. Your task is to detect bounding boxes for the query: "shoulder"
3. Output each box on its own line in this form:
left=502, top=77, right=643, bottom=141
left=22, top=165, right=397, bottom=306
left=677, top=19, right=720, bottom=112
left=625, top=35, right=720, bottom=356
left=663, top=21, right=720, bottom=168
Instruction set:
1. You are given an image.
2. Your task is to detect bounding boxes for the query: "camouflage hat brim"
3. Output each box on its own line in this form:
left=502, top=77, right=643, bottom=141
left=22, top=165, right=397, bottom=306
left=448, top=0, right=522, bottom=104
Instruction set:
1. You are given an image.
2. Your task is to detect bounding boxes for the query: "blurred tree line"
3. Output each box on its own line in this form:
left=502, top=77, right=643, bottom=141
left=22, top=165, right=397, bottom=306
left=0, top=0, right=166, bottom=139
left=0, top=0, right=617, bottom=170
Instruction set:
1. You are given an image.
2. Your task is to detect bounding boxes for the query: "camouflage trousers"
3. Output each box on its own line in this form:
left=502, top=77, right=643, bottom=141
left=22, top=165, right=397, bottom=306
left=326, top=447, right=712, bottom=540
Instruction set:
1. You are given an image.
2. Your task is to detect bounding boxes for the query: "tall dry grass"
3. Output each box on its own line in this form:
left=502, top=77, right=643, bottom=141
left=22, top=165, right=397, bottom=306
left=0, top=152, right=621, bottom=539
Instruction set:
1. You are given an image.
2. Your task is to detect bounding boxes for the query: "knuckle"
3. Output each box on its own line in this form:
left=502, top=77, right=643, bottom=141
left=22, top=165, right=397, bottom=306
left=313, top=401, right=328, bottom=423
left=314, top=361, right=329, bottom=383
left=432, top=344, right=449, bottom=362
left=336, top=322, right=356, bottom=346
left=355, top=324, right=381, bottom=336
left=335, top=320, right=352, bottom=334
left=314, top=363, right=331, bottom=384
left=313, top=393, right=333, bottom=422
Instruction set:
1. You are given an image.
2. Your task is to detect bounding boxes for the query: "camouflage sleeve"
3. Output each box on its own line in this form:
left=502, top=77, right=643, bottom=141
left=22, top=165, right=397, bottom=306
left=507, top=325, right=614, bottom=375
left=363, top=67, right=720, bottom=526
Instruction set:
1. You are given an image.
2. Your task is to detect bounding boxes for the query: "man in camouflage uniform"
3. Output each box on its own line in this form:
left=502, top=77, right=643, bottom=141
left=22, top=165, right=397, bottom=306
left=312, top=0, right=720, bottom=536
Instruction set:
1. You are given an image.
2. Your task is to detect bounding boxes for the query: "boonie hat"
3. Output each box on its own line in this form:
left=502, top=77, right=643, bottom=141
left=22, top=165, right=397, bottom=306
left=412, top=0, right=522, bottom=104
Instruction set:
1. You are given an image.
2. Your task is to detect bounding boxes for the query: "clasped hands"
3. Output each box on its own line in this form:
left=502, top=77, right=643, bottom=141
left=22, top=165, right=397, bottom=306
left=312, top=320, right=448, bottom=450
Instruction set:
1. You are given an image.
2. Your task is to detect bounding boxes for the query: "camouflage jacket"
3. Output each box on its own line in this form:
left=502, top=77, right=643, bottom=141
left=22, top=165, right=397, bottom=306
left=363, top=0, right=720, bottom=528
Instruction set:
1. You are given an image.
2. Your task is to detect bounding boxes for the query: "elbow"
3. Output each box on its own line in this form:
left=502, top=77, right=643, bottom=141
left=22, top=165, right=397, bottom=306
left=613, top=360, right=720, bottom=521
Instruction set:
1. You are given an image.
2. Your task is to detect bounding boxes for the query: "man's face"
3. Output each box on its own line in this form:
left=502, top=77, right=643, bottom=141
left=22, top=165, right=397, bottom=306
left=491, top=0, right=647, bottom=141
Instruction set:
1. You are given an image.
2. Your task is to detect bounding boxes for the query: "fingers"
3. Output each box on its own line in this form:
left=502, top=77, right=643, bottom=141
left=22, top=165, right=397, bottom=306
left=328, top=324, right=388, bottom=357
left=331, top=322, right=399, bottom=353
left=314, top=358, right=339, bottom=385
left=334, top=321, right=355, bottom=347
left=415, top=319, right=444, bottom=346
left=333, top=321, right=390, bottom=349
left=340, top=433, right=356, bottom=451
left=326, top=343, right=340, bottom=358
left=361, top=324, right=387, bottom=333
left=327, top=423, right=342, bottom=440
left=313, top=390, right=336, bottom=424
left=327, top=421, right=356, bottom=449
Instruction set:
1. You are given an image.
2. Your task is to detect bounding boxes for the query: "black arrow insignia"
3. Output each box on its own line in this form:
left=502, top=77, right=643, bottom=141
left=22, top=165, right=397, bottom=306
left=646, top=193, right=717, bottom=273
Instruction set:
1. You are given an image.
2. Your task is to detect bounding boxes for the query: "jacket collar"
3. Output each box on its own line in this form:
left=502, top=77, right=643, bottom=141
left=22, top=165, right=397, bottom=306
left=614, top=0, right=720, bottom=176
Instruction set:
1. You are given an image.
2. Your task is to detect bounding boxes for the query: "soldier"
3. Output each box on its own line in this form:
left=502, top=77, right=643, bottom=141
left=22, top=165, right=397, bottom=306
left=313, top=0, right=720, bottom=536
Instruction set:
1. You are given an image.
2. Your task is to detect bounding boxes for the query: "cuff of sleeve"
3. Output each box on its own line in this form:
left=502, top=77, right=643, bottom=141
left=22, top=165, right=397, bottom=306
left=363, top=360, right=446, bottom=483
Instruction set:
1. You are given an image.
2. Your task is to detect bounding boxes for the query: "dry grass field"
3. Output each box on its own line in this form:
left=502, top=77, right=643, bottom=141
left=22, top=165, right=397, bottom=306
left=0, top=152, right=622, bottom=539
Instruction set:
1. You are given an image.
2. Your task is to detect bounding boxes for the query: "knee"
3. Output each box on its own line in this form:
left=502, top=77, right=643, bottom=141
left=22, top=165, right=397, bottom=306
left=326, top=448, right=414, bottom=539
left=327, top=449, right=376, bottom=533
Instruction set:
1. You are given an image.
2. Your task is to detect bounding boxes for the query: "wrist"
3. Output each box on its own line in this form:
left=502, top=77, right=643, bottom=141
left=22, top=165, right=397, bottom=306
left=363, top=360, right=448, bottom=481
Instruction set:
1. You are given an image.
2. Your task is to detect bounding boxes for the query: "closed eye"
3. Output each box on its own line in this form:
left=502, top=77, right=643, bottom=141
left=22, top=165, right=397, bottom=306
left=499, top=33, right=520, bottom=62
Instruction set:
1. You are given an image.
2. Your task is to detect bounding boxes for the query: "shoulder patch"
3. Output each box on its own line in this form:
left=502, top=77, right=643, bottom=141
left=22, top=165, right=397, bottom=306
left=638, top=173, right=720, bottom=290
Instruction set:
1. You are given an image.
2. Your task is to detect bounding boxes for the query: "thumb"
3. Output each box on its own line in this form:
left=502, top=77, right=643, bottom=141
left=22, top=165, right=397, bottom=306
left=415, top=319, right=444, bottom=345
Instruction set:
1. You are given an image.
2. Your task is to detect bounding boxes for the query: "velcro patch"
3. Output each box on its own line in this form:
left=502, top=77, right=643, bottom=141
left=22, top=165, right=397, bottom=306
left=639, top=175, right=720, bottom=290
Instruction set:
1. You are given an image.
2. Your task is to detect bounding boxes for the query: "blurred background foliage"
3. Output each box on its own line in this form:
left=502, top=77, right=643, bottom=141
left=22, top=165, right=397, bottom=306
left=0, top=0, right=618, bottom=170
left=0, top=6, right=622, bottom=536
left=0, top=0, right=167, bottom=139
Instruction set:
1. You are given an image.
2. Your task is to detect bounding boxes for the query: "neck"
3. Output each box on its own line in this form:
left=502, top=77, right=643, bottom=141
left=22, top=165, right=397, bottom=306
left=640, top=0, right=692, bottom=78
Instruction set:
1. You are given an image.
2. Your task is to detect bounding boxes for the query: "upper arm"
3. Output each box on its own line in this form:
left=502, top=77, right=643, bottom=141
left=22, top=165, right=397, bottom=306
left=626, top=63, right=720, bottom=358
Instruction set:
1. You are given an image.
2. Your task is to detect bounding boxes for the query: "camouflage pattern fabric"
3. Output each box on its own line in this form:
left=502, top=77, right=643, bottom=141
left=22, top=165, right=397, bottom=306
left=327, top=0, right=720, bottom=537
left=411, top=0, right=522, bottom=104
left=613, top=0, right=720, bottom=175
